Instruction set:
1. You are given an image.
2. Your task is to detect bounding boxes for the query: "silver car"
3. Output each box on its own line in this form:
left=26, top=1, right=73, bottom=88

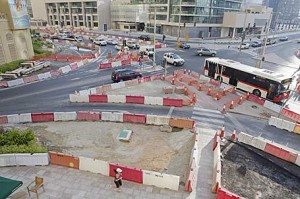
left=195, top=47, right=217, bottom=57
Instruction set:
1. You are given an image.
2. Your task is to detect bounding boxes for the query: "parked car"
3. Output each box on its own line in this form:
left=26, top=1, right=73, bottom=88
left=279, top=36, right=288, bottom=41
left=139, top=45, right=154, bottom=57
left=65, top=35, right=83, bottom=42
left=195, top=47, right=216, bottom=57
left=94, top=38, right=107, bottom=46
left=126, top=41, right=140, bottom=49
left=111, top=69, right=142, bottom=83
left=50, top=35, right=62, bottom=40
left=178, top=42, right=190, bottom=49
left=115, top=44, right=129, bottom=51
left=107, top=39, right=118, bottom=45
left=138, top=35, right=151, bottom=41
left=251, top=41, right=262, bottom=47
left=263, top=38, right=276, bottom=45
left=163, top=52, right=184, bottom=66
left=238, top=43, right=250, bottom=49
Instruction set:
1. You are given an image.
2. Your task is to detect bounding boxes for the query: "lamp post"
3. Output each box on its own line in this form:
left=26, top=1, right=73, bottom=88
left=256, top=11, right=273, bottom=68
left=177, top=0, right=182, bottom=39
left=153, top=7, right=157, bottom=68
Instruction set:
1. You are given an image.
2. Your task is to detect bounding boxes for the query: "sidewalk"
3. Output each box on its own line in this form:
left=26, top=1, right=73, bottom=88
left=2, top=165, right=189, bottom=199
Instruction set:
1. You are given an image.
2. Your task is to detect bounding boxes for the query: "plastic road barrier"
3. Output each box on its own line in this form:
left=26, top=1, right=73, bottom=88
left=77, top=111, right=101, bottom=121
left=101, top=112, right=123, bottom=122
left=109, top=163, right=143, bottom=183
left=212, top=142, right=221, bottom=193
left=37, top=72, right=51, bottom=80
left=60, top=65, right=72, bottom=74
left=23, top=75, right=39, bottom=84
left=54, top=112, right=77, bottom=121
left=89, top=94, right=108, bottom=103
left=69, top=94, right=89, bottom=103
left=143, top=170, right=180, bottom=191
left=0, top=115, right=8, bottom=124
left=123, top=113, right=146, bottom=124
left=144, top=96, right=163, bottom=106
left=163, top=98, right=183, bottom=107
left=111, top=82, right=126, bottom=90
left=79, top=156, right=109, bottom=176
left=146, top=115, right=170, bottom=126
left=7, top=78, right=25, bottom=87
left=107, top=95, right=126, bottom=103
left=31, top=112, right=54, bottom=122
left=169, top=118, right=194, bottom=129
left=49, top=151, right=79, bottom=169
left=126, top=95, right=144, bottom=104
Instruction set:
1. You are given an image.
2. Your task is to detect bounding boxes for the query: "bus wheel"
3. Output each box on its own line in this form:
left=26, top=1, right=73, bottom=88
left=253, top=89, right=261, bottom=97
left=217, top=76, right=223, bottom=83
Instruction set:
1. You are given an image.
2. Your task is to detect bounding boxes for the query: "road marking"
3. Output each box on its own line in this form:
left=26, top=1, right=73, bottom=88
left=70, top=77, right=80, bottom=81
left=92, top=109, right=130, bottom=113
left=167, top=107, right=175, bottom=117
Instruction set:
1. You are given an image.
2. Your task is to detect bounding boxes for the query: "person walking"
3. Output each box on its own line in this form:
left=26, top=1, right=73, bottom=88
left=114, top=168, right=123, bottom=192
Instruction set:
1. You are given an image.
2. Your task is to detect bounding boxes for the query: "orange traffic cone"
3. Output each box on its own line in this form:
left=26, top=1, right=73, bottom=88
left=215, top=92, right=221, bottom=101
left=220, top=126, right=225, bottom=138
left=229, top=101, right=234, bottom=109
left=207, top=88, right=211, bottom=96
left=188, top=70, right=191, bottom=75
left=222, top=88, right=226, bottom=96
left=221, top=104, right=226, bottom=114
left=238, top=96, right=243, bottom=105
left=231, top=129, right=236, bottom=140
left=246, top=92, right=250, bottom=100
left=198, top=85, right=202, bottom=91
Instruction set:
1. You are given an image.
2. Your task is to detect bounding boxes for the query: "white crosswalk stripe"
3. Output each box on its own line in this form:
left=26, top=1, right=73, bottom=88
left=192, top=107, right=224, bottom=131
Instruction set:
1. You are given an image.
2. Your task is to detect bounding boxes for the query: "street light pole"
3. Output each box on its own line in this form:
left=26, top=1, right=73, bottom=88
left=153, top=7, right=156, bottom=68
left=257, top=11, right=273, bottom=68
left=178, top=0, right=182, bottom=39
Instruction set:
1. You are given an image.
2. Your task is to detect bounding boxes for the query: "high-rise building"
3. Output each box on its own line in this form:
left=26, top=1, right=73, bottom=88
left=111, top=0, right=243, bottom=38
left=30, top=0, right=111, bottom=31
left=0, top=0, right=34, bottom=64
left=264, top=0, right=300, bottom=30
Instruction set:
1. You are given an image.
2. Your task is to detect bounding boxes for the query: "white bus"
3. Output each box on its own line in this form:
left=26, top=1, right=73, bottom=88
left=204, top=57, right=292, bottom=103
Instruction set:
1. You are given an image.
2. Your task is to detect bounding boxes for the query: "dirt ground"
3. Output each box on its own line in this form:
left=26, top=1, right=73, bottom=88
left=108, top=80, right=190, bottom=100
left=221, top=140, right=300, bottom=199
left=25, top=121, right=194, bottom=182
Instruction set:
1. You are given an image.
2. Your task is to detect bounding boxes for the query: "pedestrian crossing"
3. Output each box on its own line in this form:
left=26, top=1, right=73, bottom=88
left=192, top=106, right=224, bottom=131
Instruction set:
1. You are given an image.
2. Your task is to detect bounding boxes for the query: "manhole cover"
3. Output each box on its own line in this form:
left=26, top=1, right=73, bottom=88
left=251, top=105, right=258, bottom=109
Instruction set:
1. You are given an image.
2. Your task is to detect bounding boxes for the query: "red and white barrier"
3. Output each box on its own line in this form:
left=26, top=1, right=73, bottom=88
left=216, top=187, right=243, bottom=199
left=111, top=82, right=126, bottom=90
left=112, top=61, right=122, bottom=68
left=89, top=94, right=108, bottom=103
left=263, top=100, right=281, bottom=113
left=99, top=62, right=112, bottom=69
left=23, top=75, right=39, bottom=84
left=281, top=108, right=300, bottom=123
left=7, top=79, right=25, bottom=87
left=79, top=156, right=109, bottom=176
left=60, top=65, right=72, bottom=74
left=126, top=96, right=144, bottom=104
left=123, top=113, right=146, bottom=124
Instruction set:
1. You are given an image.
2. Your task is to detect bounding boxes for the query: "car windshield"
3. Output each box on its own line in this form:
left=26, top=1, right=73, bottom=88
left=173, top=54, right=181, bottom=59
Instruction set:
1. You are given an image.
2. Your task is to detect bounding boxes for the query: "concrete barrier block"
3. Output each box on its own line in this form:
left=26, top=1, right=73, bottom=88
left=142, top=170, right=180, bottom=191
left=69, top=94, right=89, bottom=103
left=15, top=153, right=49, bottom=166
left=268, top=116, right=279, bottom=126
left=89, top=88, right=97, bottom=94
left=54, top=112, right=77, bottom=121
left=146, top=115, right=170, bottom=126
left=144, top=96, right=163, bottom=106
left=0, top=154, right=17, bottom=166
left=199, top=75, right=210, bottom=82
left=107, top=95, right=126, bottom=103
left=101, top=112, right=123, bottom=122
left=37, top=72, right=51, bottom=80
left=77, top=61, right=84, bottom=67
left=238, top=132, right=253, bottom=145
left=111, top=82, right=126, bottom=90
left=7, top=78, right=25, bottom=87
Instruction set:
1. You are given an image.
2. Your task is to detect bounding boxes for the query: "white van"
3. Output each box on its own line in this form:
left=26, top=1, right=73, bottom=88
left=139, top=46, right=154, bottom=57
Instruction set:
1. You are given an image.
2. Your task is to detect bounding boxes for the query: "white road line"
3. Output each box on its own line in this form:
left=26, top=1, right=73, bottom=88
left=70, top=77, right=80, bottom=81
left=167, top=107, right=175, bottom=117
left=92, top=109, right=130, bottom=113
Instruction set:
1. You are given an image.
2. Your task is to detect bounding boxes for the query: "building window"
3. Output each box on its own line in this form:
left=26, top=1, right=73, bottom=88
left=80, top=22, right=84, bottom=26
left=94, top=22, right=98, bottom=27
left=67, top=21, right=71, bottom=25
left=79, top=15, right=83, bottom=20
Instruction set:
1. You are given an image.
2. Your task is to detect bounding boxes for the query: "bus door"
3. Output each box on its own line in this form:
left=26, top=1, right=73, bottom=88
left=267, top=82, right=277, bottom=100
left=208, top=62, right=216, bottom=78
left=229, top=69, right=238, bottom=86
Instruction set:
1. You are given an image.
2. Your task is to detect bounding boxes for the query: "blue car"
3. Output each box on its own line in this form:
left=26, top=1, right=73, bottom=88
left=251, top=41, right=262, bottom=47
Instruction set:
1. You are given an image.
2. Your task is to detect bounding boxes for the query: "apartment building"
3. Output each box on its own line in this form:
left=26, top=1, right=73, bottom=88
left=30, top=0, right=111, bottom=31
left=0, top=1, right=34, bottom=65
left=111, top=0, right=243, bottom=38
left=263, top=0, right=300, bottom=29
